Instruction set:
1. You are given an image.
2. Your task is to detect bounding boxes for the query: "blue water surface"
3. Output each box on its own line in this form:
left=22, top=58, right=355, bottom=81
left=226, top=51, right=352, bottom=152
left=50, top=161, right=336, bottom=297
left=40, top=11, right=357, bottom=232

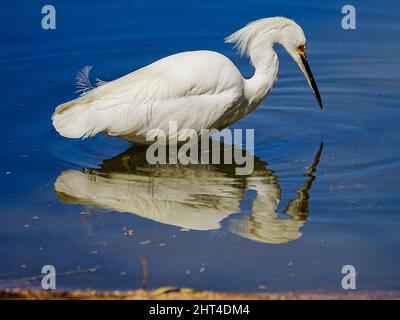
left=0, top=0, right=399, bottom=293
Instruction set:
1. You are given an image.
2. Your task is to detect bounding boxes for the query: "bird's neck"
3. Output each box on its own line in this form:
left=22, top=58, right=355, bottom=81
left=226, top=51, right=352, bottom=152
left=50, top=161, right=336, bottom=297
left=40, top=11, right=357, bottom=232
left=244, top=44, right=279, bottom=107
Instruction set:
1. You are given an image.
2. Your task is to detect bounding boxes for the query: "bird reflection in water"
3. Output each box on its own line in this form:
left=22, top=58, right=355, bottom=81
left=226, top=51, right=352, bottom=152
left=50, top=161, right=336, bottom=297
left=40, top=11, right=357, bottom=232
left=55, top=142, right=323, bottom=244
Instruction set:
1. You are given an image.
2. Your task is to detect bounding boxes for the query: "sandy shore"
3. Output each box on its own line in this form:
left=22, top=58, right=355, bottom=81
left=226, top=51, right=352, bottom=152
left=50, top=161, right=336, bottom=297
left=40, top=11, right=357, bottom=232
left=1, top=287, right=398, bottom=300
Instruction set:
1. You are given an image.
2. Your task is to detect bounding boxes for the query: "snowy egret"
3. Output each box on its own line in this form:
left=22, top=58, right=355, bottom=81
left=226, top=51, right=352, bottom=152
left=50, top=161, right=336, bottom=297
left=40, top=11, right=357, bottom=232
left=52, top=17, right=322, bottom=143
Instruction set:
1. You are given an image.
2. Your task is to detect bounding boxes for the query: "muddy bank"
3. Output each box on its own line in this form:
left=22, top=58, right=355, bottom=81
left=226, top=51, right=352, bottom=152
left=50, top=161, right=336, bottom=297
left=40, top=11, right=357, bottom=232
left=1, top=288, right=398, bottom=300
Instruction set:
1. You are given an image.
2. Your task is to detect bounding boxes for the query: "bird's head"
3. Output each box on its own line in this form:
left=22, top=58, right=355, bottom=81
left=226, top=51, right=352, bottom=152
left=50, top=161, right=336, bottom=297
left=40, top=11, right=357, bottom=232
left=225, top=17, right=323, bottom=109
left=279, top=21, right=322, bottom=109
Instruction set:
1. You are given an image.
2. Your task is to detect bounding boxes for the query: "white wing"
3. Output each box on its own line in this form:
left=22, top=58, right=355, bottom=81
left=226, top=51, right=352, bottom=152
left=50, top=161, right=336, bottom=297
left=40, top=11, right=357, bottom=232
left=52, top=51, right=244, bottom=141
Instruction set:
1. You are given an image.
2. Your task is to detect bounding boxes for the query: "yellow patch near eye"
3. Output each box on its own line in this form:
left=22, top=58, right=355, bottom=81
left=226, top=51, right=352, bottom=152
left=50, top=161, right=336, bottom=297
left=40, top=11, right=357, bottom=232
left=296, top=45, right=306, bottom=58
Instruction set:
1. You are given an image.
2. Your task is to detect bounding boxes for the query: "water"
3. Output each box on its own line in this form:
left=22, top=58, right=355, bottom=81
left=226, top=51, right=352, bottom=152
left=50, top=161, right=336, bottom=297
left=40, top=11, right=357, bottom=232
left=0, top=0, right=399, bottom=293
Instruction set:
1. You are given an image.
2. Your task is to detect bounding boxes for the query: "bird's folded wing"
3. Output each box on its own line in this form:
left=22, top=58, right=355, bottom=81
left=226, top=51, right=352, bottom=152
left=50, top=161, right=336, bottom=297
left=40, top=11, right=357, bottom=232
left=84, top=61, right=228, bottom=112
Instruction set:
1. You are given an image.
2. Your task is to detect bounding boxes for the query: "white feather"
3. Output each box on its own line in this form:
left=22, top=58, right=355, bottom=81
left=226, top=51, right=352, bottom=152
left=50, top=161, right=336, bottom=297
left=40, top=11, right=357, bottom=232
left=53, top=17, right=309, bottom=143
left=224, top=17, right=301, bottom=57
left=75, top=65, right=94, bottom=95
left=74, top=66, right=108, bottom=96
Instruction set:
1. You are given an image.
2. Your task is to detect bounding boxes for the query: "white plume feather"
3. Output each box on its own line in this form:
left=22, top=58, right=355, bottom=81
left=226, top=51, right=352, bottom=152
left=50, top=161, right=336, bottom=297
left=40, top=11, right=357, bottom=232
left=224, top=17, right=297, bottom=57
left=75, top=65, right=94, bottom=95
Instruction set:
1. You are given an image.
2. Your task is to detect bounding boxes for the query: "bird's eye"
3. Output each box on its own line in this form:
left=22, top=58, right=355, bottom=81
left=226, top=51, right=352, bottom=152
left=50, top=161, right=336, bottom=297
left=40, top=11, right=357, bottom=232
left=297, top=44, right=305, bottom=53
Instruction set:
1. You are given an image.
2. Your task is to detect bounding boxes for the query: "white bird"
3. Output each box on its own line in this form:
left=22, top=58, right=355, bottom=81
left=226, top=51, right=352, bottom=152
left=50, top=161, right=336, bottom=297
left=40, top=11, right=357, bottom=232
left=54, top=143, right=323, bottom=244
left=52, top=17, right=322, bottom=144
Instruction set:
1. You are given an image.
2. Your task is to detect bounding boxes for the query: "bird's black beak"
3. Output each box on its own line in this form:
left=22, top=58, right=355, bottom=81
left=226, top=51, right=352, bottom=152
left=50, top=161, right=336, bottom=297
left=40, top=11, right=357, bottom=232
left=297, top=47, right=323, bottom=109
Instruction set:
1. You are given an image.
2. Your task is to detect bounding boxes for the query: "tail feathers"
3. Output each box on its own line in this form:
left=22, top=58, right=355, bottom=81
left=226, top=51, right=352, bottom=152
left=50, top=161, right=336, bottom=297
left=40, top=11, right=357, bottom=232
left=52, top=101, right=104, bottom=139
left=53, top=65, right=110, bottom=139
